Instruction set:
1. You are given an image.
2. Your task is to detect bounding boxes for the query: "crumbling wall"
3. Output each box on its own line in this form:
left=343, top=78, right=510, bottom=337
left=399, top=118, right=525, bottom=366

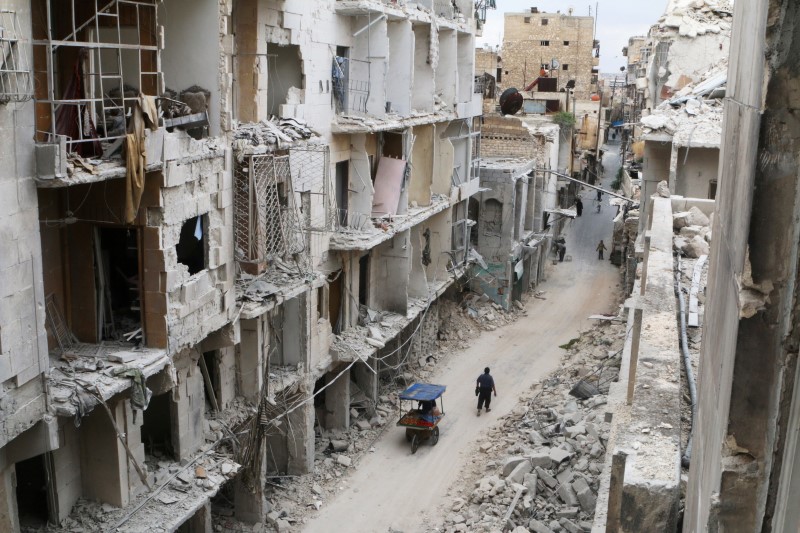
left=481, top=115, right=547, bottom=161
left=155, top=132, right=235, bottom=354
left=171, top=349, right=206, bottom=461
left=369, top=232, right=411, bottom=315
left=436, top=30, right=458, bottom=109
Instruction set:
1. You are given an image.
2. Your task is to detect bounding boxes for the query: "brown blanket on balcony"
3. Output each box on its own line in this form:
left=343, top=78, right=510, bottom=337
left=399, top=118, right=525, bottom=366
left=124, top=93, right=159, bottom=224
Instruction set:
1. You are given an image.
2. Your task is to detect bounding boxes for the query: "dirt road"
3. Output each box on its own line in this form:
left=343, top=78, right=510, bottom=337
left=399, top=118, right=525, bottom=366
left=303, top=147, right=622, bottom=533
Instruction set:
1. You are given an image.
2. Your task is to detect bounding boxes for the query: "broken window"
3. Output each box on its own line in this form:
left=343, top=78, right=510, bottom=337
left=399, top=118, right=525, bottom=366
left=201, top=351, right=221, bottom=411
left=541, top=18, right=549, bottom=25
left=562, top=64, right=569, bottom=71
left=141, top=393, right=175, bottom=460
left=328, top=271, right=343, bottom=334
left=267, top=43, right=303, bottom=118
left=524, top=17, right=531, bottom=23
left=176, top=215, right=207, bottom=276
left=563, top=41, right=570, bottom=46
left=32, top=0, right=161, bottom=155
left=708, top=180, right=718, bottom=200
left=540, top=40, right=550, bottom=47
left=335, top=160, right=349, bottom=227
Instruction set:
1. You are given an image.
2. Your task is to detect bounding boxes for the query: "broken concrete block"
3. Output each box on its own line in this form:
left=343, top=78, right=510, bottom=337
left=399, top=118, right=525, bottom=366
left=528, top=519, right=555, bottom=533
left=556, top=507, right=580, bottom=518
left=558, top=517, right=583, bottom=533
left=507, top=460, right=533, bottom=484
left=549, top=447, right=572, bottom=464
left=564, top=423, right=586, bottom=438
left=329, top=439, right=350, bottom=452
left=355, top=419, right=372, bottom=431
left=556, top=483, right=579, bottom=506
left=576, top=486, right=596, bottom=513
left=682, top=235, right=710, bottom=258
left=571, top=476, right=590, bottom=494
left=657, top=180, right=671, bottom=198
left=527, top=451, right=554, bottom=469
left=556, top=467, right=574, bottom=485
left=535, top=467, right=557, bottom=488
left=335, top=455, right=352, bottom=467
left=687, top=206, right=710, bottom=226
left=502, top=456, right=528, bottom=478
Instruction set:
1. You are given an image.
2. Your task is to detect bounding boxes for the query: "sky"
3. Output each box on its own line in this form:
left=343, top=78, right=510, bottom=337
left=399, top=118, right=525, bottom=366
left=478, top=0, right=669, bottom=73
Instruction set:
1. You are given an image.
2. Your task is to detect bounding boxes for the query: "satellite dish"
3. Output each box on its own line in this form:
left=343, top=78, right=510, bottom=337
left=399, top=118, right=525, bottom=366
left=551, top=59, right=560, bottom=69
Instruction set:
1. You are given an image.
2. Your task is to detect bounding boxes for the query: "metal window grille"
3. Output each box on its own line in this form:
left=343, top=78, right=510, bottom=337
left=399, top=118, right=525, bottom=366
left=654, top=41, right=671, bottom=81
left=332, top=56, right=370, bottom=115
left=234, top=146, right=334, bottom=268
left=0, top=10, right=34, bottom=104
left=473, top=74, right=485, bottom=94
left=32, top=0, right=161, bottom=152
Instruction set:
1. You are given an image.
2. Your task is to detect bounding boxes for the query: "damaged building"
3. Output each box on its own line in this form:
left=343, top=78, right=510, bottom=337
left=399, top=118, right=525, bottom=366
left=0, top=0, right=487, bottom=530
left=501, top=7, right=600, bottom=99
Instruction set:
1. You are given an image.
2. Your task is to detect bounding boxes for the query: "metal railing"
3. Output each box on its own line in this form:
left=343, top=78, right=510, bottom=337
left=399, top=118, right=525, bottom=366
left=0, top=10, right=34, bottom=104
left=332, top=56, right=371, bottom=115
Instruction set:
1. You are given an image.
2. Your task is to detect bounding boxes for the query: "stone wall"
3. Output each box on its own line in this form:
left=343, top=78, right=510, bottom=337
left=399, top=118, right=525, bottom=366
left=502, top=11, right=596, bottom=98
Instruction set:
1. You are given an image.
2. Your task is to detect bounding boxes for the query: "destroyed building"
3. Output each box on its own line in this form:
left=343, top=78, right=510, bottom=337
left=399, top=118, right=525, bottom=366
left=469, top=116, right=571, bottom=310
left=0, top=0, right=486, bottom=530
left=502, top=7, right=600, bottom=99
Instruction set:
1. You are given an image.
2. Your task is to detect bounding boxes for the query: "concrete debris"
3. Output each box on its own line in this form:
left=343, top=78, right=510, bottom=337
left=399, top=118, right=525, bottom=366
left=232, top=118, right=319, bottom=158
left=441, top=321, right=625, bottom=532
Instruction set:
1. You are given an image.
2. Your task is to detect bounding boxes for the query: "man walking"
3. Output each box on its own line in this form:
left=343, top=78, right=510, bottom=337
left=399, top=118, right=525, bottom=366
left=596, top=239, right=607, bottom=260
left=476, top=367, right=497, bottom=416
left=575, top=198, right=583, bottom=217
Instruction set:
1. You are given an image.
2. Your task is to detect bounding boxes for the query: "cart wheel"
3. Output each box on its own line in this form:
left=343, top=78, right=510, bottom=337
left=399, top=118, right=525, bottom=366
left=410, top=434, right=419, bottom=454
left=431, top=426, right=440, bottom=446
left=405, top=428, right=413, bottom=442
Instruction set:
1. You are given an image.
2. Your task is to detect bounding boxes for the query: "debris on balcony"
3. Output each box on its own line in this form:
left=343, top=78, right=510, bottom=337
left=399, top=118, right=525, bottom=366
left=232, top=118, right=319, bottom=157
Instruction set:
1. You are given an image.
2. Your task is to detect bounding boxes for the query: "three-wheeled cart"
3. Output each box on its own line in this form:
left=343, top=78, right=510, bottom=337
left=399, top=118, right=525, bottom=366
left=396, top=383, right=446, bottom=454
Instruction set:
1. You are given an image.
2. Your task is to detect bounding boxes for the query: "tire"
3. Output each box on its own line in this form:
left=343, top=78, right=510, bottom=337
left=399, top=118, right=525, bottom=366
left=431, top=426, right=440, bottom=446
left=410, top=434, right=419, bottom=454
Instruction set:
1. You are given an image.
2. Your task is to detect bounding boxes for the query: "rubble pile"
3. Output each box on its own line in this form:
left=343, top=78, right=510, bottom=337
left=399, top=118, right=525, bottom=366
left=232, top=118, right=319, bottom=156
left=672, top=205, right=712, bottom=258
left=657, top=0, right=733, bottom=36
left=462, top=292, right=530, bottom=332
left=440, top=322, right=625, bottom=533
left=237, top=258, right=319, bottom=305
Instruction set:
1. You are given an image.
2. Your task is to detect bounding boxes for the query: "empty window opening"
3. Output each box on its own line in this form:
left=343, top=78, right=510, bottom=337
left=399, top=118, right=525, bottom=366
left=562, top=64, right=569, bottom=71
left=709, top=180, right=718, bottom=199
left=15, top=455, right=52, bottom=527
left=563, top=41, right=570, bottom=46
left=328, top=271, right=343, bottom=334
left=381, top=132, right=404, bottom=160
left=496, top=67, right=502, bottom=83
left=358, top=255, right=370, bottom=307
left=313, top=376, right=328, bottom=431
left=267, top=43, right=303, bottom=118
left=514, top=181, right=525, bottom=240
left=98, top=227, right=141, bottom=341
left=141, top=392, right=175, bottom=460
left=541, top=18, right=549, bottom=25
left=201, top=351, right=221, bottom=412
left=335, top=161, right=349, bottom=227
left=176, top=215, right=207, bottom=275
left=540, top=40, right=550, bottom=47
left=468, top=197, right=480, bottom=245
left=524, top=17, right=531, bottom=23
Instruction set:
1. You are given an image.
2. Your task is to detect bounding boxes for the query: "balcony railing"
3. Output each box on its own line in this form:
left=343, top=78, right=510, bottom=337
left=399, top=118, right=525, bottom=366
left=332, top=56, right=371, bottom=116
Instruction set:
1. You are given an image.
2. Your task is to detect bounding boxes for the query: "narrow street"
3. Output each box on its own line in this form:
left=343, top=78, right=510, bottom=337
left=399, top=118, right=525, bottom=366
left=303, top=146, right=622, bottom=532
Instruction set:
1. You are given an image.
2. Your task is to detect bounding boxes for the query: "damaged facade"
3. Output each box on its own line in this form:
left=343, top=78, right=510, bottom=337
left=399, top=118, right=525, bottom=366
left=0, top=0, right=485, bottom=530
left=502, top=8, right=600, bottom=99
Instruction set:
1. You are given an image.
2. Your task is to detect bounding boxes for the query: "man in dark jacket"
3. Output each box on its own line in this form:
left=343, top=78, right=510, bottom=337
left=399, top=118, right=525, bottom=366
left=476, top=367, right=497, bottom=416
left=575, top=198, right=583, bottom=217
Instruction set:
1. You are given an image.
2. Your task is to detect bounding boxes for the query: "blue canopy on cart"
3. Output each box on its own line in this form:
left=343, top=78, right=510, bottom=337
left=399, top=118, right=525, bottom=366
left=399, top=383, right=446, bottom=401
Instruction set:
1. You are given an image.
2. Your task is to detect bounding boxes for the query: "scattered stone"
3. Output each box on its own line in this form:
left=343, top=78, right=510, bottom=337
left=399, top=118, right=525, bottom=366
left=549, top=447, right=572, bottom=464
left=335, top=455, right=352, bottom=467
